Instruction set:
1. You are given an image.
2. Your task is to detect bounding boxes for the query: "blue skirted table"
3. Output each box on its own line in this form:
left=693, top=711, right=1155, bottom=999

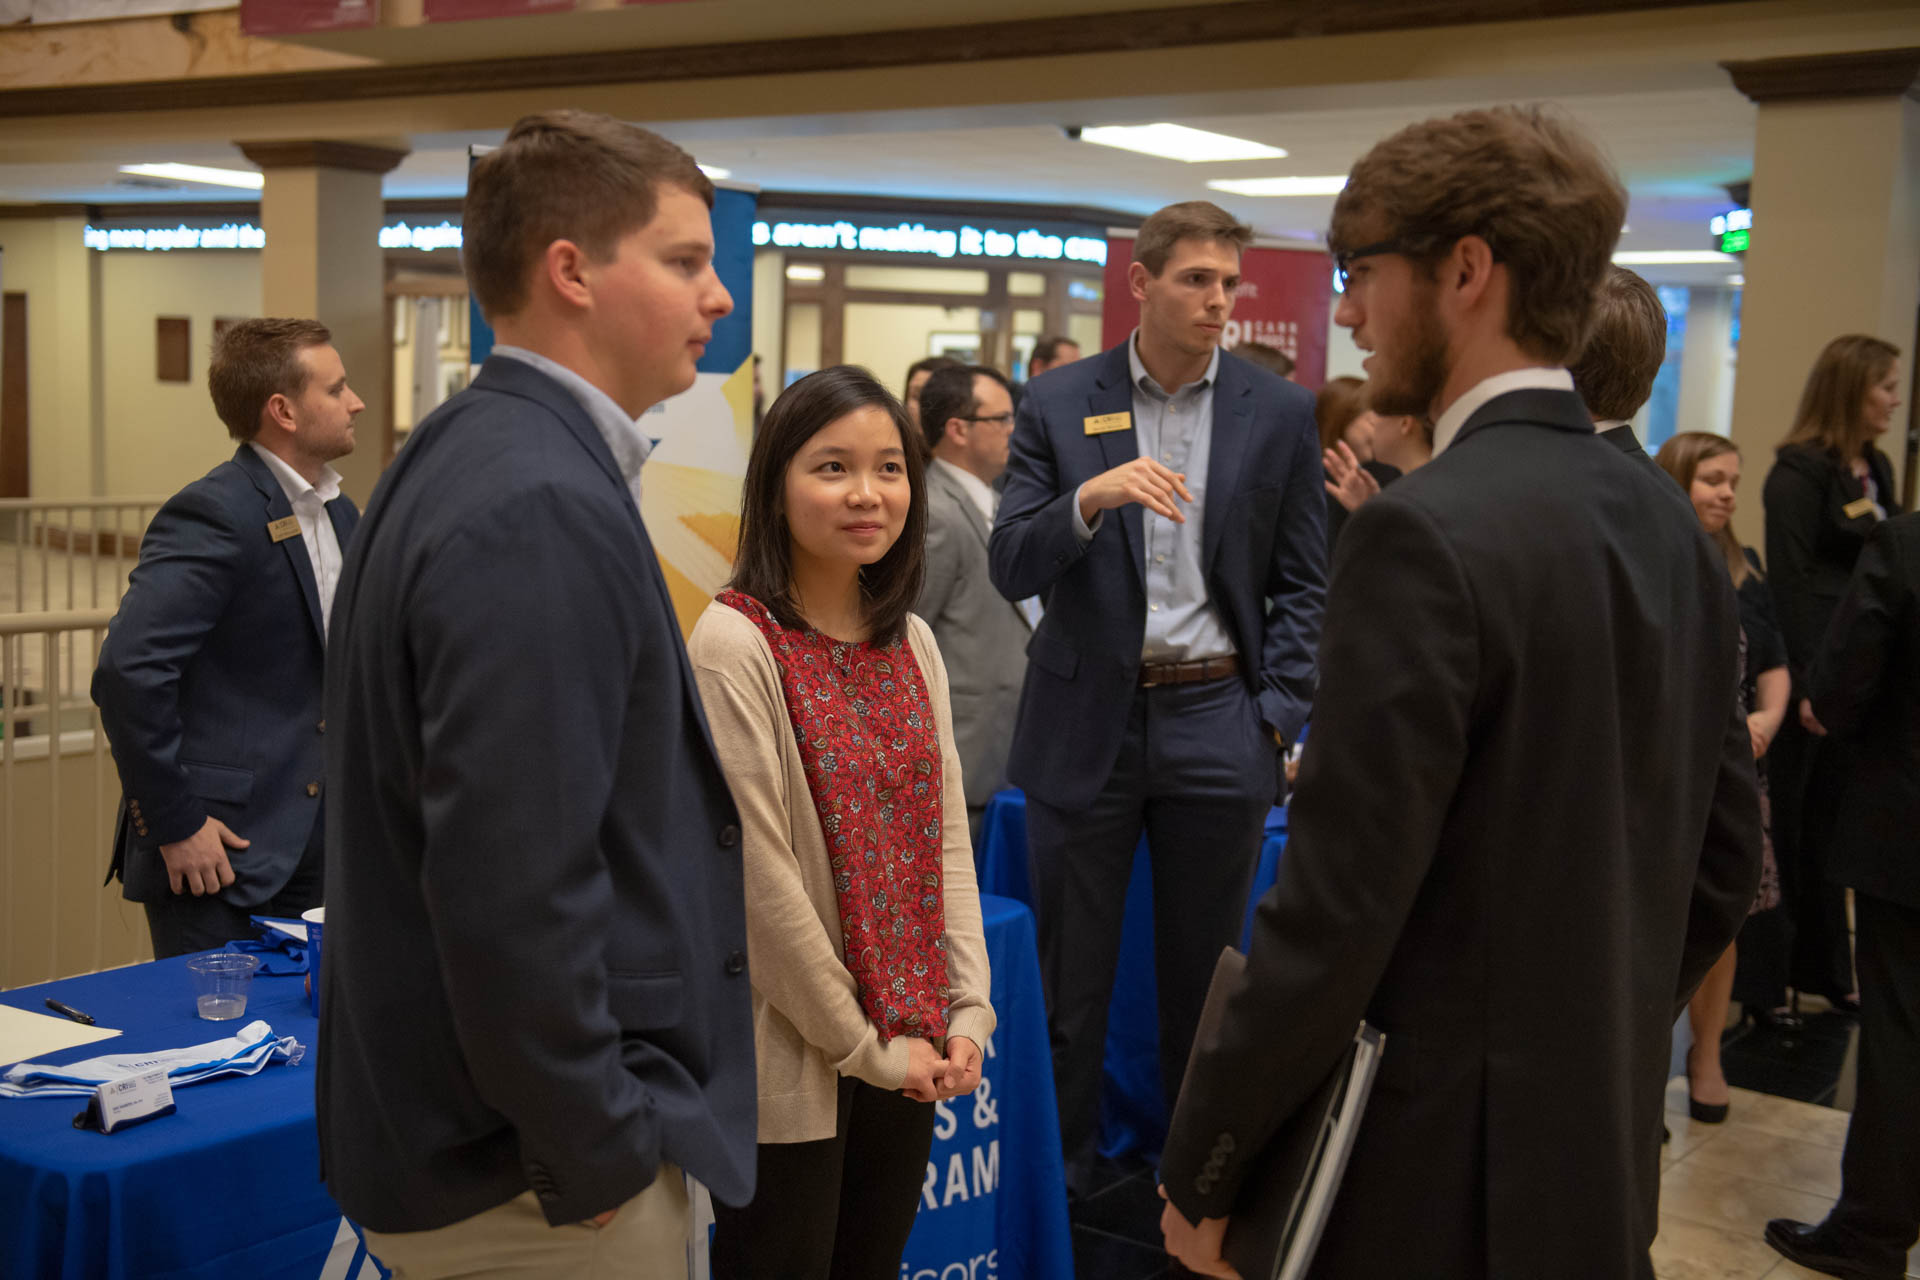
left=976, top=787, right=1288, bottom=1160
left=1, top=893, right=1070, bottom=1280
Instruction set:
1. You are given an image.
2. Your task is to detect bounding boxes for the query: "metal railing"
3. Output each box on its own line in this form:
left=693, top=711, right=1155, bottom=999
left=0, top=497, right=168, bottom=614
left=0, top=609, right=139, bottom=989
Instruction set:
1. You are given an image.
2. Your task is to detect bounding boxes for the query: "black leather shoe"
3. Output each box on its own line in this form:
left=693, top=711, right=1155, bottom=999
left=1745, top=1004, right=1806, bottom=1032
left=1763, top=1218, right=1902, bottom=1280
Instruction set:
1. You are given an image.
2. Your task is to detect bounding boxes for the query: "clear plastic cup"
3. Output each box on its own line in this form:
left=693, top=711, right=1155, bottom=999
left=186, top=953, right=259, bottom=1020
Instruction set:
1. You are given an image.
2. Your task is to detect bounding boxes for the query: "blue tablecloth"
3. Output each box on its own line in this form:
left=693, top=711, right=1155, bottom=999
left=977, top=787, right=1288, bottom=1159
left=2, top=897, right=1071, bottom=1280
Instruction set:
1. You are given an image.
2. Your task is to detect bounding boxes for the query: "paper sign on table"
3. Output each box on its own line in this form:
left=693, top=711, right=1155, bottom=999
left=0, top=1003, right=121, bottom=1068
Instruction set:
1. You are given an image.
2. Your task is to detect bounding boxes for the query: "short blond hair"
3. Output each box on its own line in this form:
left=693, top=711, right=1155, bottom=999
left=1133, top=201, right=1252, bottom=276
left=1330, top=105, right=1627, bottom=364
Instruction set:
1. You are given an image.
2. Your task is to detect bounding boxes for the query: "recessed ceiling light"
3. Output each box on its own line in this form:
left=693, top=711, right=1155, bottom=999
left=1612, top=251, right=1739, bottom=266
left=1206, top=176, right=1347, bottom=197
left=698, top=164, right=731, bottom=180
left=118, top=163, right=265, bottom=191
left=1076, top=124, right=1286, bottom=164
left=785, top=264, right=825, bottom=282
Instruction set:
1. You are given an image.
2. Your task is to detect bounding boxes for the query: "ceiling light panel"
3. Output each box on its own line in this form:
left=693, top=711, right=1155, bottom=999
left=1076, top=124, right=1287, bottom=164
left=698, top=164, right=731, bottom=180
left=118, top=163, right=265, bottom=190
left=1206, top=176, right=1348, bottom=197
left=1612, top=250, right=1739, bottom=265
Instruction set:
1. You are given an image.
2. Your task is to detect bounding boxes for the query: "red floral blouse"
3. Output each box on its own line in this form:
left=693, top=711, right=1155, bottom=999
left=717, top=590, right=951, bottom=1043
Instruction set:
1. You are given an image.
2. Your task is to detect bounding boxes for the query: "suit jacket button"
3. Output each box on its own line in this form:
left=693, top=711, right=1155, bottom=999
left=1220, top=1134, right=1236, bottom=1154
left=306, top=782, right=320, bottom=797
left=725, top=950, right=746, bottom=976
left=718, top=824, right=740, bottom=848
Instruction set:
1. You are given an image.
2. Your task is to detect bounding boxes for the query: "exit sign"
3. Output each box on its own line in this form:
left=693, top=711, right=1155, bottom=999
left=1710, top=208, right=1752, bottom=255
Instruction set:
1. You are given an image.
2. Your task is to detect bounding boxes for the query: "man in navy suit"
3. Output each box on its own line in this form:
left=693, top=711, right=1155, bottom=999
left=318, top=111, right=755, bottom=1276
left=94, top=317, right=362, bottom=960
left=988, top=200, right=1327, bottom=1189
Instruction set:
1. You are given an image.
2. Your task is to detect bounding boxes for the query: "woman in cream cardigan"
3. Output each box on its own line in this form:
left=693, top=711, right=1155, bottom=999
left=689, top=365, right=994, bottom=1280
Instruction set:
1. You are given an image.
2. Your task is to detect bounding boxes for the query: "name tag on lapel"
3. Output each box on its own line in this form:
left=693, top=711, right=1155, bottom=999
left=1083, top=411, right=1132, bottom=436
left=1842, top=497, right=1878, bottom=520
left=267, top=516, right=302, bottom=543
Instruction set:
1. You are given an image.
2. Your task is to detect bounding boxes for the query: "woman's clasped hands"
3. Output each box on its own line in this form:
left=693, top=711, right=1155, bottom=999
left=901, top=1035, right=984, bottom=1103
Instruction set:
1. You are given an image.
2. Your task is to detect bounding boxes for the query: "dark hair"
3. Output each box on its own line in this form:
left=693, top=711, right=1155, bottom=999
left=904, top=356, right=962, bottom=401
left=730, top=366, right=927, bottom=644
left=917, top=364, right=1010, bottom=453
left=1133, top=201, right=1253, bottom=275
left=1329, top=104, right=1627, bottom=364
left=208, top=317, right=331, bottom=441
left=1569, top=266, right=1666, bottom=421
left=1234, top=341, right=1296, bottom=378
left=1029, top=335, right=1080, bottom=371
left=463, top=110, right=714, bottom=320
left=1314, top=376, right=1368, bottom=452
left=1781, top=334, right=1902, bottom=458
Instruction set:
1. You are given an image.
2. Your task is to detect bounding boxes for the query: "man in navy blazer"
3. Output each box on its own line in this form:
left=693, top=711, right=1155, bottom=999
left=988, top=200, right=1327, bottom=1188
left=94, top=317, right=362, bottom=959
left=317, top=112, right=755, bottom=1274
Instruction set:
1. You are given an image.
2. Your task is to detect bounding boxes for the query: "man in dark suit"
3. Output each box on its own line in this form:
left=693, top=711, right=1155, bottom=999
left=988, top=200, right=1326, bottom=1189
left=1159, top=106, right=1761, bottom=1280
left=93, top=317, right=362, bottom=959
left=915, top=363, right=1032, bottom=845
left=317, top=111, right=755, bottom=1275
left=1769, top=510, right=1920, bottom=1280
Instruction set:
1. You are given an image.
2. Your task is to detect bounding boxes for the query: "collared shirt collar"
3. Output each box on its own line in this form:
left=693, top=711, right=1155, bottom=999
left=248, top=441, right=341, bottom=505
left=931, top=457, right=997, bottom=525
left=1127, top=328, right=1220, bottom=400
left=1591, top=418, right=1630, bottom=431
left=491, top=344, right=654, bottom=484
left=1431, top=366, right=1578, bottom=455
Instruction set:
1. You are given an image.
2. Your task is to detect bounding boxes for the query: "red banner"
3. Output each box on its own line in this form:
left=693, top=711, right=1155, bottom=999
left=1102, top=237, right=1332, bottom=390
left=241, top=0, right=374, bottom=33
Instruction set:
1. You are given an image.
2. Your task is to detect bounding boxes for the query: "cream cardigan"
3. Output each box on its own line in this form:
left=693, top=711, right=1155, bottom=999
left=688, top=601, right=996, bottom=1144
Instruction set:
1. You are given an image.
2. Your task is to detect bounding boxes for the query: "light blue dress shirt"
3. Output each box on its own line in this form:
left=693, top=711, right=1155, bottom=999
left=1073, top=331, right=1238, bottom=662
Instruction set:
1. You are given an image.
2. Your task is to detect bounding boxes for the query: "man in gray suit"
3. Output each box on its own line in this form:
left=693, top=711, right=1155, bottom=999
left=916, top=363, right=1032, bottom=845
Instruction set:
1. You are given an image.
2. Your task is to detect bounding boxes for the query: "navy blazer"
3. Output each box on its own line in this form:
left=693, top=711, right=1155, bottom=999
left=316, top=356, right=756, bottom=1232
left=987, top=342, right=1326, bottom=809
left=93, top=444, right=357, bottom=907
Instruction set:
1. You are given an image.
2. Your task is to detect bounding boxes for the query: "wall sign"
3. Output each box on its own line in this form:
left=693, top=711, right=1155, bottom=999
left=752, top=215, right=1107, bottom=266
left=83, top=220, right=463, bottom=253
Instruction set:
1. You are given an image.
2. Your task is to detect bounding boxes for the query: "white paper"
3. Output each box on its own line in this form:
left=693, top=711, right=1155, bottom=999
left=260, top=919, right=308, bottom=942
left=0, top=1003, right=121, bottom=1068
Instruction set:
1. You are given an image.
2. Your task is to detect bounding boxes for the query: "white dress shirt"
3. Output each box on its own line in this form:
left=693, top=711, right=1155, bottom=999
left=491, top=344, right=653, bottom=511
left=1431, top=367, right=1581, bottom=456
left=248, top=443, right=344, bottom=640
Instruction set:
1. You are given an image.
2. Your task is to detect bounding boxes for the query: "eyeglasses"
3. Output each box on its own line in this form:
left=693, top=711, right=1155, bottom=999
left=1331, top=237, right=1412, bottom=290
left=962, top=413, right=1016, bottom=427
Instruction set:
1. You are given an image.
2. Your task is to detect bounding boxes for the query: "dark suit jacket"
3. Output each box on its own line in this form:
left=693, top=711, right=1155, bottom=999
left=987, top=343, right=1326, bottom=808
left=1162, top=390, right=1762, bottom=1279
left=1764, top=442, right=1899, bottom=686
left=92, top=445, right=357, bottom=907
left=316, top=356, right=756, bottom=1231
left=1809, top=511, right=1920, bottom=909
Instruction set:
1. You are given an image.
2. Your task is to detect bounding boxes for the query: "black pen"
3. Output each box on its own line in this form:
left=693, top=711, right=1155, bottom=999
left=44, top=998, right=95, bottom=1026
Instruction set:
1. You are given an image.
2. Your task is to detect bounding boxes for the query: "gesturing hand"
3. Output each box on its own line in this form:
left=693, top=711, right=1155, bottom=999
left=158, top=816, right=249, bottom=896
left=1799, top=698, right=1828, bottom=737
left=901, top=1037, right=946, bottom=1103
left=937, top=1036, right=983, bottom=1100
left=1322, top=441, right=1380, bottom=513
left=1079, top=457, right=1194, bottom=525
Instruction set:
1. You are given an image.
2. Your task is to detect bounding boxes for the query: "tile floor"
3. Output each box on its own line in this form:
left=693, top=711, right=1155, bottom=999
left=1066, top=1075, right=1919, bottom=1280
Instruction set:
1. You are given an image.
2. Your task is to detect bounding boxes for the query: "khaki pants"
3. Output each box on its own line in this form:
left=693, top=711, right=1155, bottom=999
left=363, top=1165, right=691, bottom=1280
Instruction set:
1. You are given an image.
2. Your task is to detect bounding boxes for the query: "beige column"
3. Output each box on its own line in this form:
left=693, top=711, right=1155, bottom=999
left=239, top=139, right=408, bottom=507
left=1723, top=48, right=1920, bottom=544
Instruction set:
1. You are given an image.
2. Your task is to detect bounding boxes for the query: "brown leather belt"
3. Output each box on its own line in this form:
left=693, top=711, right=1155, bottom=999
left=1138, top=654, right=1240, bottom=688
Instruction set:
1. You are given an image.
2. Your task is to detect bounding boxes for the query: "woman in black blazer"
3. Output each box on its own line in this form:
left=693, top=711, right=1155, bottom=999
left=1761, top=333, right=1905, bottom=1013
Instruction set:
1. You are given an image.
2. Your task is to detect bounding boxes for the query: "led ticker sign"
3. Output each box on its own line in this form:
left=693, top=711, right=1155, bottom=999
left=1708, top=208, right=1752, bottom=255
left=752, top=218, right=1108, bottom=266
left=84, top=220, right=464, bottom=253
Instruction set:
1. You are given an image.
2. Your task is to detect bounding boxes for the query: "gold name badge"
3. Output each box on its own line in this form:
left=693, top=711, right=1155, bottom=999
left=1842, top=497, right=1878, bottom=520
left=267, top=516, right=303, bottom=543
left=1083, top=412, right=1132, bottom=436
